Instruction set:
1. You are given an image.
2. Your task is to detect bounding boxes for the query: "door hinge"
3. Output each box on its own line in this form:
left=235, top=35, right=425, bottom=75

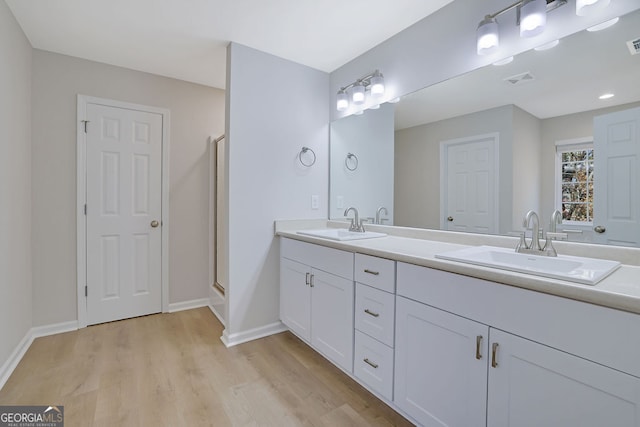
left=85, top=285, right=88, bottom=297
left=84, top=204, right=87, bottom=215
left=81, top=120, right=89, bottom=133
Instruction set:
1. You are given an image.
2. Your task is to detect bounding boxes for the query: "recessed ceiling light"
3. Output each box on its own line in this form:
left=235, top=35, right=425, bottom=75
left=493, top=56, right=514, bottom=66
left=599, top=93, right=615, bottom=100
left=534, top=40, right=560, bottom=51
left=587, top=17, right=619, bottom=32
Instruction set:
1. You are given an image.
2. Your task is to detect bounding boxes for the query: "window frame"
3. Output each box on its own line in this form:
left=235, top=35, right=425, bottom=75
left=554, top=137, right=594, bottom=228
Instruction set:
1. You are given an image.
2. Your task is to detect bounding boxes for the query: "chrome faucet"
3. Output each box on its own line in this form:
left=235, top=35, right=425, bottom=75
left=344, top=207, right=365, bottom=232
left=375, top=206, right=388, bottom=225
left=549, top=209, right=562, bottom=233
left=523, top=210, right=542, bottom=251
left=516, top=210, right=560, bottom=257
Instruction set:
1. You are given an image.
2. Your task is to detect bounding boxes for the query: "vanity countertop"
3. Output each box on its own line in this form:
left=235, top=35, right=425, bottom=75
left=277, top=228, right=640, bottom=315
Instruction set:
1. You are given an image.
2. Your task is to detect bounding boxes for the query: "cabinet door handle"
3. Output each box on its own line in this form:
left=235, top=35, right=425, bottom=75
left=364, top=309, right=380, bottom=318
left=491, top=342, right=499, bottom=368
left=305, top=272, right=310, bottom=286
left=310, top=274, right=314, bottom=288
left=364, top=269, right=380, bottom=276
left=476, top=335, right=483, bottom=360
left=363, top=358, right=379, bottom=369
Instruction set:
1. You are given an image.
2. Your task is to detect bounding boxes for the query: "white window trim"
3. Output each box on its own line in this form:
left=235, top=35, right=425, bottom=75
left=555, top=137, right=594, bottom=228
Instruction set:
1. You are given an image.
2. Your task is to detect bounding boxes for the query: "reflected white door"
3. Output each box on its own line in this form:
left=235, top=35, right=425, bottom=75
left=442, top=134, right=498, bottom=234
left=593, top=106, right=640, bottom=246
left=86, top=103, right=163, bottom=325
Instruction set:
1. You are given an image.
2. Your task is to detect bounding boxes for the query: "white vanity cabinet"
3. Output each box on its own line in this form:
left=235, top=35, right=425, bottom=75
left=395, top=262, right=640, bottom=427
left=394, top=295, right=489, bottom=426
left=280, top=238, right=355, bottom=373
left=353, top=254, right=396, bottom=400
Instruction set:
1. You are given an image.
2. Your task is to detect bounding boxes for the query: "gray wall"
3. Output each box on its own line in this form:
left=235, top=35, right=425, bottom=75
left=330, top=103, right=394, bottom=223
left=225, top=43, right=329, bottom=338
left=0, top=1, right=32, bottom=373
left=512, top=106, right=542, bottom=229
left=31, top=50, right=225, bottom=325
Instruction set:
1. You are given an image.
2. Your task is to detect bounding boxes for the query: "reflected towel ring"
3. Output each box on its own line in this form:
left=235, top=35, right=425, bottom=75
left=345, top=153, right=358, bottom=171
left=299, top=147, right=316, bottom=167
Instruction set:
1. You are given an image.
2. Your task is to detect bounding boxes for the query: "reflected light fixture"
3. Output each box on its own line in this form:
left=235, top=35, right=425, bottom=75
left=493, top=56, right=514, bottom=66
left=587, top=17, right=619, bottom=32
left=599, top=93, right=615, bottom=100
left=576, top=0, right=610, bottom=16
left=534, top=39, right=559, bottom=50
left=476, top=0, right=580, bottom=56
left=335, top=70, right=385, bottom=111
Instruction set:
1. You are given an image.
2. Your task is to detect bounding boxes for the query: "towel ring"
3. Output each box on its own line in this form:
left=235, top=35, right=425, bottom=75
left=345, top=153, right=358, bottom=171
left=299, top=147, right=316, bottom=167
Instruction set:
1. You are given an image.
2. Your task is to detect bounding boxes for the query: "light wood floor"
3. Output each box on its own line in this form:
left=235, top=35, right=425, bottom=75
left=0, top=308, right=413, bottom=426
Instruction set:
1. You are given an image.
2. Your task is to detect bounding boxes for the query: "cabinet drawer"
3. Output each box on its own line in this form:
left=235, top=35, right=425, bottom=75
left=281, top=238, right=354, bottom=280
left=355, top=254, right=395, bottom=292
left=354, top=330, right=394, bottom=401
left=355, top=283, right=395, bottom=347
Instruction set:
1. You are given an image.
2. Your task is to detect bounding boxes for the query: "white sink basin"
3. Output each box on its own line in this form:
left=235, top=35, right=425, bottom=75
left=297, top=229, right=387, bottom=241
left=435, top=245, right=620, bottom=285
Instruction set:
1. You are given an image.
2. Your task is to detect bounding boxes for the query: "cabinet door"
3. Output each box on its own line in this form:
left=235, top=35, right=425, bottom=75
left=394, top=296, right=489, bottom=427
left=280, top=258, right=311, bottom=342
left=488, top=329, right=640, bottom=427
left=311, top=268, right=354, bottom=373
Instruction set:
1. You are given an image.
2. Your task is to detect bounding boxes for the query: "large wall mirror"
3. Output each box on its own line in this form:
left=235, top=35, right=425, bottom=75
left=329, top=8, right=640, bottom=247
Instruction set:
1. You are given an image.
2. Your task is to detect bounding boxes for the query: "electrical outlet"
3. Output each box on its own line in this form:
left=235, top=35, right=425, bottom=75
left=336, top=196, right=344, bottom=209
left=311, top=195, right=319, bottom=210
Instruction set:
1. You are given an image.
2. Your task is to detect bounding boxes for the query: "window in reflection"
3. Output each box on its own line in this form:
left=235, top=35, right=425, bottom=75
left=558, top=146, right=594, bottom=223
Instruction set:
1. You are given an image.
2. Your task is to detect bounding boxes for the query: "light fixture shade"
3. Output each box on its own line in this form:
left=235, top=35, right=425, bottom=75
left=370, top=71, right=385, bottom=97
left=477, top=15, right=499, bottom=55
left=576, top=0, right=610, bottom=16
left=336, top=90, right=349, bottom=111
left=520, top=0, right=546, bottom=38
left=351, top=82, right=366, bottom=105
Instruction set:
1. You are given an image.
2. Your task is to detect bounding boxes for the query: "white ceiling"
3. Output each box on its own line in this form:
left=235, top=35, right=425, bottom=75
left=5, top=0, right=455, bottom=89
left=395, top=10, right=640, bottom=129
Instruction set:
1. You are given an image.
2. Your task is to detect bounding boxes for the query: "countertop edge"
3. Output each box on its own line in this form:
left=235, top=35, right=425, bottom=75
left=277, top=231, right=640, bottom=316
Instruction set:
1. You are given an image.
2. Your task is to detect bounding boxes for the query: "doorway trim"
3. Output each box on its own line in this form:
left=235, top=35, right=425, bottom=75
left=439, top=132, right=500, bottom=233
left=76, top=95, right=170, bottom=328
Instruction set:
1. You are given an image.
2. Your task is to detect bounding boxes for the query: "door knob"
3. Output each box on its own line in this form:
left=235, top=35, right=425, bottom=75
left=447, top=216, right=454, bottom=222
left=594, top=225, right=606, bottom=234
left=151, top=220, right=159, bottom=228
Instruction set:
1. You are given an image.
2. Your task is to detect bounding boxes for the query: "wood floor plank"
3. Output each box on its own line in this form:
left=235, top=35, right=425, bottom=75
left=0, top=308, right=413, bottom=426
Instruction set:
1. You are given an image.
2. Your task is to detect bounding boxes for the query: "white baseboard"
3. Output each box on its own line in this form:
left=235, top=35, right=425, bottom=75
left=0, top=320, right=79, bottom=390
left=167, top=298, right=210, bottom=313
left=220, top=321, right=287, bottom=348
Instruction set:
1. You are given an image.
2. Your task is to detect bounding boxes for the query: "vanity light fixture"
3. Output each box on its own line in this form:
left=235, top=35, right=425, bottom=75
left=335, top=69, right=385, bottom=111
left=476, top=0, right=570, bottom=56
left=520, top=0, right=547, bottom=38
left=576, top=0, right=610, bottom=17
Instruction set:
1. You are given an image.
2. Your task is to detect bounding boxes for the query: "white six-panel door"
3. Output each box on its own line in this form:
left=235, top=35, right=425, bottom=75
left=85, top=102, right=163, bottom=325
left=441, top=133, right=498, bottom=234
left=593, top=106, right=640, bottom=246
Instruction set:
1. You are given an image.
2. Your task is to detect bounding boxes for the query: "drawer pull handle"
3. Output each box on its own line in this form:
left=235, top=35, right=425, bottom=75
left=364, top=269, right=380, bottom=276
left=305, top=272, right=310, bottom=286
left=364, top=358, right=379, bottom=369
left=364, top=309, right=380, bottom=318
left=310, top=274, right=314, bottom=288
left=491, top=342, right=499, bottom=368
left=476, top=335, right=483, bottom=360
